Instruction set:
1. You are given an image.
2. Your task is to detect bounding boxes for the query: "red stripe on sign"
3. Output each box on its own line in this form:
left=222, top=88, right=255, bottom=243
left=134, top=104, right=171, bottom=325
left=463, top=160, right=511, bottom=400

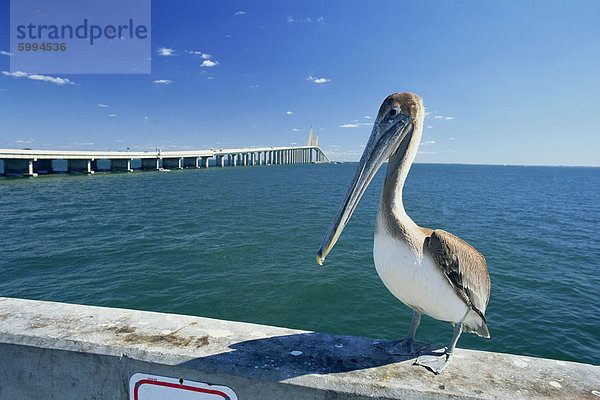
left=134, top=379, right=230, bottom=400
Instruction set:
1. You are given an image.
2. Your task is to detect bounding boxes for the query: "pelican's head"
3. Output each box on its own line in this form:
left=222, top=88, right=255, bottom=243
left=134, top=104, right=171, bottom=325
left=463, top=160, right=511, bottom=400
left=316, top=92, right=423, bottom=265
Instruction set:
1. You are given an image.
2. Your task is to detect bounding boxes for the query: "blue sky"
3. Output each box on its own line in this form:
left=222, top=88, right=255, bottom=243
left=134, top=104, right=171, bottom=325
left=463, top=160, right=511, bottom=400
left=1, top=1, right=599, bottom=165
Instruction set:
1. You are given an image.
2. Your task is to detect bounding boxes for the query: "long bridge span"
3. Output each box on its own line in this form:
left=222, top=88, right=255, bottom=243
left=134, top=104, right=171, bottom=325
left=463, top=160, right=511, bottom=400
left=0, top=145, right=330, bottom=177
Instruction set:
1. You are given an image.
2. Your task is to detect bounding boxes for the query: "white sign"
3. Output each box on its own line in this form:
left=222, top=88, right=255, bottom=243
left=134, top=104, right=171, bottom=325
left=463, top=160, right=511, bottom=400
left=130, top=373, right=238, bottom=400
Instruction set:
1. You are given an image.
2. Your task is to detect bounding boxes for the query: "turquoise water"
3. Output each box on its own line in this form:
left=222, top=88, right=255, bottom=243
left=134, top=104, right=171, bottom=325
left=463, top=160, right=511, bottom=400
left=1, top=163, right=599, bottom=365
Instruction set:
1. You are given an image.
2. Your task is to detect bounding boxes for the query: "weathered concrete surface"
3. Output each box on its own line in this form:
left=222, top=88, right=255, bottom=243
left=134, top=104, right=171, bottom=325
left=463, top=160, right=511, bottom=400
left=0, top=297, right=597, bottom=400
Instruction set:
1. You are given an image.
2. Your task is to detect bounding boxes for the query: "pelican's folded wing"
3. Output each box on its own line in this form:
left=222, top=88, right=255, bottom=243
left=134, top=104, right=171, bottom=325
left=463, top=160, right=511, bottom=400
left=427, top=229, right=491, bottom=336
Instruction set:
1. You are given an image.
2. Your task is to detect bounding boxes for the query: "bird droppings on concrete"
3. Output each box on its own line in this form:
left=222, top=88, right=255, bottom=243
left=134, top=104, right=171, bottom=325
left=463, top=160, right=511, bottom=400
left=549, top=381, right=562, bottom=389
left=108, top=325, right=136, bottom=334
left=120, top=331, right=209, bottom=348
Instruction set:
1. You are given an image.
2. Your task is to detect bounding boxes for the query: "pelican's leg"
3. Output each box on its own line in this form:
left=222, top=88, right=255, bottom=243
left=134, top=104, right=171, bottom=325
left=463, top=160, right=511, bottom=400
left=376, top=311, right=429, bottom=356
left=415, top=322, right=463, bottom=374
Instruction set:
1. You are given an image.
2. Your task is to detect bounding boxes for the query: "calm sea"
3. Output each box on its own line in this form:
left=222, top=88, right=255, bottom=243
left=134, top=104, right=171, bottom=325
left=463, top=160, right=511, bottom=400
left=0, top=163, right=598, bottom=365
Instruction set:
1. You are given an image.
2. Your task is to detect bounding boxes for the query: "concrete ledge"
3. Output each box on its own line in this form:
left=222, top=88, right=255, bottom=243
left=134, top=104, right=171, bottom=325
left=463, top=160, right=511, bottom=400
left=0, top=297, right=598, bottom=399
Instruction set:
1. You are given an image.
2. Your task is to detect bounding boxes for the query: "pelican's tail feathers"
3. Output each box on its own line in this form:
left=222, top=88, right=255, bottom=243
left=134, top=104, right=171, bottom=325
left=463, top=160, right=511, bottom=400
left=463, top=309, right=490, bottom=338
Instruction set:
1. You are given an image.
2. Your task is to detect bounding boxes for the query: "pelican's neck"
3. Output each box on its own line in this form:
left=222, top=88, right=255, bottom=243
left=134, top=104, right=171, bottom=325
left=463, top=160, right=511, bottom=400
left=378, top=119, right=423, bottom=235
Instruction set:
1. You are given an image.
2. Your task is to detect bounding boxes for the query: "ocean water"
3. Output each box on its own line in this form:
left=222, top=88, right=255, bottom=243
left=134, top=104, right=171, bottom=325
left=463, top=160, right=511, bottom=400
left=0, top=163, right=598, bottom=365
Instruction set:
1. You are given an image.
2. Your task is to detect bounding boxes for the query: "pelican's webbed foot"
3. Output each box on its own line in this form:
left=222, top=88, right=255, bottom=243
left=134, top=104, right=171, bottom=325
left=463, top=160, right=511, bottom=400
left=415, top=321, right=464, bottom=374
left=415, top=348, right=451, bottom=374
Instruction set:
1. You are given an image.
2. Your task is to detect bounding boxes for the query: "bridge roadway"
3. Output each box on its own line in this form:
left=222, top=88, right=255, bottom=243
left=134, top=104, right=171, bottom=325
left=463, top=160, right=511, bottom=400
left=0, top=145, right=329, bottom=177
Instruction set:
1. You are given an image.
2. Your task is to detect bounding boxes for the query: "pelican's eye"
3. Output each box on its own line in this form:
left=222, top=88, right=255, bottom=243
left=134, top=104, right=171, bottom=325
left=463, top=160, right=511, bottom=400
left=389, top=107, right=400, bottom=117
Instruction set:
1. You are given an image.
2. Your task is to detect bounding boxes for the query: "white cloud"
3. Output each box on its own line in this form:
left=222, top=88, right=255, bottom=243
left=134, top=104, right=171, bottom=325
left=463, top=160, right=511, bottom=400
left=28, top=74, right=74, bottom=84
left=426, top=125, right=433, bottom=129
left=97, top=103, right=109, bottom=108
left=15, top=139, right=34, bottom=144
left=287, top=16, right=324, bottom=23
left=2, top=70, right=74, bottom=85
left=233, top=10, right=247, bottom=15
left=201, top=60, right=218, bottom=67
left=0, top=51, right=13, bottom=56
left=307, top=75, right=330, bottom=84
left=248, top=84, right=259, bottom=88
left=69, top=142, right=95, bottom=146
left=339, top=121, right=372, bottom=128
left=433, top=114, right=454, bottom=120
left=421, top=140, right=436, bottom=145
left=364, top=115, right=372, bottom=119
left=144, top=116, right=149, bottom=120
left=109, top=114, right=117, bottom=117
left=449, top=137, right=456, bottom=140
left=157, top=47, right=175, bottom=56
left=293, top=128, right=301, bottom=132
left=186, top=50, right=213, bottom=60
left=3, top=71, right=28, bottom=78
left=286, top=111, right=293, bottom=115
left=153, top=79, right=173, bottom=85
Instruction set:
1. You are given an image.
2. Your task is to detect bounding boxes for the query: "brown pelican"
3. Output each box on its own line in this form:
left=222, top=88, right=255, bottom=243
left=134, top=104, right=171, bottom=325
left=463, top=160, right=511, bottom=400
left=317, top=92, right=490, bottom=374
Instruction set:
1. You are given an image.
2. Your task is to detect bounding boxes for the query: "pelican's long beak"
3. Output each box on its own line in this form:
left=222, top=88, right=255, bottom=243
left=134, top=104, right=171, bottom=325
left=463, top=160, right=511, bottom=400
left=317, top=112, right=413, bottom=265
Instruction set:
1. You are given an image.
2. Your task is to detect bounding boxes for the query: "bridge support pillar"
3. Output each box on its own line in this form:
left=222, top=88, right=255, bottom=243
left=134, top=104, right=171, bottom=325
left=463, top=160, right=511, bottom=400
left=183, top=157, right=199, bottom=168
left=111, top=159, right=132, bottom=172
left=200, top=157, right=210, bottom=168
left=215, top=155, right=224, bottom=167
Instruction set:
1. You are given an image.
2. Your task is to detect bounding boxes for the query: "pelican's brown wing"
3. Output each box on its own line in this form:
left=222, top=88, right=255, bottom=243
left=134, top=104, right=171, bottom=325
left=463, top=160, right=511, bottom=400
left=427, top=229, right=491, bottom=337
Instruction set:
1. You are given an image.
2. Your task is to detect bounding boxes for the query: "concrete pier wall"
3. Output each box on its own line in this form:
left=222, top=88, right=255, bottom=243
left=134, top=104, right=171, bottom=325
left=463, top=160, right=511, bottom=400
left=0, top=297, right=597, bottom=400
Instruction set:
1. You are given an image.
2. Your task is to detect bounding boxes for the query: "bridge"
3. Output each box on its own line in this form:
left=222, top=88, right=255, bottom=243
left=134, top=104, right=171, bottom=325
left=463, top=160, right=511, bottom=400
left=0, top=145, right=330, bottom=177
